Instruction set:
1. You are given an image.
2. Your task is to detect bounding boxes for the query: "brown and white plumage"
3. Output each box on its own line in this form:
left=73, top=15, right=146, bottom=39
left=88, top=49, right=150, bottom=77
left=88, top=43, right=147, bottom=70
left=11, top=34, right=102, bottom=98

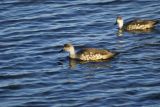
left=63, top=43, right=115, bottom=61
left=115, top=16, right=159, bottom=31
left=125, top=19, right=158, bottom=30
left=77, top=48, right=114, bottom=61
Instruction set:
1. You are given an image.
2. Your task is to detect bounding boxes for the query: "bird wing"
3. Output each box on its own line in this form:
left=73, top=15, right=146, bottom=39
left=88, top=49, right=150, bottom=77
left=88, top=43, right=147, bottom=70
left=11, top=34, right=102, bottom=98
left=76, top=48, right=116, bottom=61
left=77, top=48, right=112, bottom=55
left=124, top=19, right=158, bottom=30
left=126, top=19, right=158, bottom=26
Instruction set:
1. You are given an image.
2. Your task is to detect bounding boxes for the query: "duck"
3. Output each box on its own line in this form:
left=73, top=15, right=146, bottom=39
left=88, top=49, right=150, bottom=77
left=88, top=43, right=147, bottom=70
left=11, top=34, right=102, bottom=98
left=115, top=16, right=159, bottom=31
left=63, top=43, right=116, bottom=61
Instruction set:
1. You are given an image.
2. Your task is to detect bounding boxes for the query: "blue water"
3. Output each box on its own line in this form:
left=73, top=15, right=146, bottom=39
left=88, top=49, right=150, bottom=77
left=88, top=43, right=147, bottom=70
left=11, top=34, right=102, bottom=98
left=0, top=0, right=160, bottom=107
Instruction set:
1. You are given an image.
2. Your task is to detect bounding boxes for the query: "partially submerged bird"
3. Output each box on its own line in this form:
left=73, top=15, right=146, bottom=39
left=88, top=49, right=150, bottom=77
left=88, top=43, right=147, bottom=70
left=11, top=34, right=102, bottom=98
left=63, top=43, right=116, bottom=61
left=115, top=16, right=159, bottom=31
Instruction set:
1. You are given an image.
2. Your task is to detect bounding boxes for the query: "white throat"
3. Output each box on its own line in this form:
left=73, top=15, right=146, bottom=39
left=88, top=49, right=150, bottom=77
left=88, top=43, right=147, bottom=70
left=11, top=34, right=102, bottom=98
left=118, top=20, right=123, bottom=29
left=69, top=47, right=76, bottom=59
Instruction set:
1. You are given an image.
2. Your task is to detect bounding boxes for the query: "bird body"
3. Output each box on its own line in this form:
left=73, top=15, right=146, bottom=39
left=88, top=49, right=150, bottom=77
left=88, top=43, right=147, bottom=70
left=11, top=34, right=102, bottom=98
left=63, top=44, right=115, bottom=61
left=116, top=16, right=159, bottom=31
left=77, top=48, right=114, bottom=61
left=124, top=19, right=159, bottom=31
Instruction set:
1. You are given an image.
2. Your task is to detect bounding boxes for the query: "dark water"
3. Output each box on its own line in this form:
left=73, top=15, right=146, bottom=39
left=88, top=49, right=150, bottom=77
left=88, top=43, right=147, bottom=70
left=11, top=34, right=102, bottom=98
left=0, top=0, right=160, bottom=107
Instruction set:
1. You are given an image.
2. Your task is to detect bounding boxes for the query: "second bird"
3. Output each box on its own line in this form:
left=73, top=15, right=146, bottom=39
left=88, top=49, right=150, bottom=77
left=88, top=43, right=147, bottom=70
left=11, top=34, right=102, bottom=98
left=115, top=16, right=159, bottom=31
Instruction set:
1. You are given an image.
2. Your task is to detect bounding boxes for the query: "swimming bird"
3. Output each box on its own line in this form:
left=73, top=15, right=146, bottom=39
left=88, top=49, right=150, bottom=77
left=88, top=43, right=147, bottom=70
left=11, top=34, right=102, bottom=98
left=115, top=16, right=159, bottom=31
left=63, top=43, right=116, bottom=61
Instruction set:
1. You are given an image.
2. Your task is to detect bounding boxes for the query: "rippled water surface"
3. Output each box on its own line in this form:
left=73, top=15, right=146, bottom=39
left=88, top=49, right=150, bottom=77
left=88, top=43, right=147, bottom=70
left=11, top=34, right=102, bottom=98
left=0, top=0, right=160, bottom=107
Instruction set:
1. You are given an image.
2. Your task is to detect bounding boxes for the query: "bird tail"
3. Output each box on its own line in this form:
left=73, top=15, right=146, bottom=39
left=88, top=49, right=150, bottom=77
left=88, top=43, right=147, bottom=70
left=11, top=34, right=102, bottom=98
left=156, top=20, right=160, bottom=24
left=113, top=52, right=119, bottom=56
left=155, top=18, right=160, bottom=24
left=152, top=19, right=160, bottom=26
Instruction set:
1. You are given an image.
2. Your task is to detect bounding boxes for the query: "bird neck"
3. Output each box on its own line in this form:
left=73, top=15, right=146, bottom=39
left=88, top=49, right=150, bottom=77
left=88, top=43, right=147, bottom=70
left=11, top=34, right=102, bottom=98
left=118, top=20, right=124, bottom=29
left=69, top=48, right=76, bottom=59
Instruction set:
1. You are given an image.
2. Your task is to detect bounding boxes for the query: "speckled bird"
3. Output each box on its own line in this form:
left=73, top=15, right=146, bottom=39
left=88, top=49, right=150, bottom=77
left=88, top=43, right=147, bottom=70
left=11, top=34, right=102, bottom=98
left=115, top=16, right=159, bottom=31
left=63, top=43, right=116, bottom=61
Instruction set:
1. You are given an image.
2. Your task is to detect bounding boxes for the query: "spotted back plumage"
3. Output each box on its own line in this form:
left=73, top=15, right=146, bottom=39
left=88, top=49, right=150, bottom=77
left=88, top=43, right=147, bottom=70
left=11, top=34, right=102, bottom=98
left=124, top=19, right=158, bottom=31
left=77, top=48, right=114, bottom=61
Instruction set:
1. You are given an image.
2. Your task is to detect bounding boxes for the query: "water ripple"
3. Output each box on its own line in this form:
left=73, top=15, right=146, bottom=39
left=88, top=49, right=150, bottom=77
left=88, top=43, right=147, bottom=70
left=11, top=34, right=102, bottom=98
left=0, top=0, right=160, bottom=107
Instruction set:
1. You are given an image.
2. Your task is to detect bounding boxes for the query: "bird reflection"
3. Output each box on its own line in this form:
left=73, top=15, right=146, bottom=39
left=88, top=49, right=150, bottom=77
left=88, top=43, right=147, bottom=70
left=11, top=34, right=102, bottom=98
left=116, top=28, right=155, bottom=36
left=69, top=59, right=77, bottom=69
left=116, top=29, right=124, bottom=36
left=69, top=58, right=113, bottom=69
